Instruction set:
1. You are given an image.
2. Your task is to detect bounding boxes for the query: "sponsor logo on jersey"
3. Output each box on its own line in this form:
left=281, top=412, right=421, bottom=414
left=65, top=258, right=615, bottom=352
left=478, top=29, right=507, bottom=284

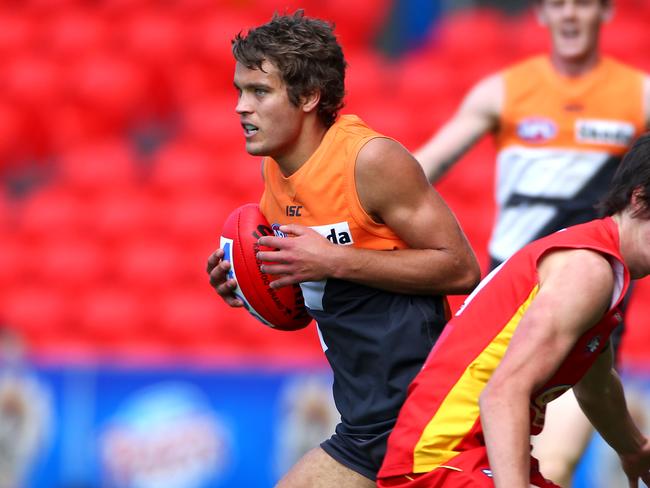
left=481, top=468, right=493, bottom=478
left=531, top=384, right=571, bottom=427
left=575, top=119, right=635, bottom=146
left=516, top=118, right=557, bottom=143
left=586, top=335, right=601, bottom=353
left=271, top=223, right=287, bottom=238
left=309, top=221, right=354, bottom=245
left=285, top=205, right=303, bottom=217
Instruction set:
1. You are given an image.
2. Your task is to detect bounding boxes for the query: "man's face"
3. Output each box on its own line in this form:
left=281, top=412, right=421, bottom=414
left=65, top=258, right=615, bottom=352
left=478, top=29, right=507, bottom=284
left=233, top=60, right=304, bottom=160
left=537, top=0, right=611, bottom=62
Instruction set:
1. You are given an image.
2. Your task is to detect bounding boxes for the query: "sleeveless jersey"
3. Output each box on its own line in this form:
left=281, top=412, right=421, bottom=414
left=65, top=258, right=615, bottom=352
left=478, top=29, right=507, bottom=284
left=379, top=217, right=629, bottom=477
left=490, top=55, right=645, bottom=262
left=261, top=114, right=448, bottom=446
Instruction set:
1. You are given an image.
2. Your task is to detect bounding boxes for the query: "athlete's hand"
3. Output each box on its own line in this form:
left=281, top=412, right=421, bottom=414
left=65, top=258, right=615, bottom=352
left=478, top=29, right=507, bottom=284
left=206, top=248, right=244, bottom=307
left=257, top=224, right=340, bottom=288
left=620, top=437, right=650, bottom=487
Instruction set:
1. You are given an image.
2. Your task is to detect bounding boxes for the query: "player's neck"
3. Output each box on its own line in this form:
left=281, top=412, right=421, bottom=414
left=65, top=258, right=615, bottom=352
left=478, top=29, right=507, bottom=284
left=549, top=49, right=601, bottom=78
left=274, top=118, right=328, bottom=177
left=613, top=212, right=646, bottom=280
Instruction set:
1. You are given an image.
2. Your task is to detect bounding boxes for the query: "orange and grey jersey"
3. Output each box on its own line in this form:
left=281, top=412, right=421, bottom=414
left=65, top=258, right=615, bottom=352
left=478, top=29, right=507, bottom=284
left=261, top=115, right=447, bottom=469
left=379, top=217, right=629, bottom=478
left=490, top=56, right=645, bottom=262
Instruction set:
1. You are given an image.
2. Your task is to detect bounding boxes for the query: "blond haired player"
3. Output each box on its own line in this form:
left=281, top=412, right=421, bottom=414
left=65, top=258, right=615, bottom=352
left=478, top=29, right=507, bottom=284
left=414, top=0, right=650, bottom=485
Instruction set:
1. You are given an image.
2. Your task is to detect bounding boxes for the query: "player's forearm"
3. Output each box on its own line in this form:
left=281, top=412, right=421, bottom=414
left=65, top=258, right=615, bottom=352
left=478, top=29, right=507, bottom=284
left=575, top=369, right=645, bottom=456
left=414, top=145, right=458, bottom=184
left=479, top=385, right=532, bottom=488
left=330, top=246, right=479, bottom=295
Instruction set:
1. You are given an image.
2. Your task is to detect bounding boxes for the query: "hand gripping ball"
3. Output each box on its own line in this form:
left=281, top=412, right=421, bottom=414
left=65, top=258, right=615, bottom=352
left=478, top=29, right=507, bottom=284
left=220, top=204, right=311, bottom=331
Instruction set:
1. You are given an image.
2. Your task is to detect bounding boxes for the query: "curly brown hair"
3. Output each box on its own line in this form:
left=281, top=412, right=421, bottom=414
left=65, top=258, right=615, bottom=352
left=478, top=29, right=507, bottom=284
left=232, top=10, right=346, bottom=128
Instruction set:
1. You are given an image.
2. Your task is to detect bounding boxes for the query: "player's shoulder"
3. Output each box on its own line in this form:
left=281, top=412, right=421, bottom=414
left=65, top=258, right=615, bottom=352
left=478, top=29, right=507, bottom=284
left=357, top=137, right=412, bottom=171
left=602, top=55, right=648, bottom=77
left=538, top=247, right=615, bottom=285
left=461, top=71, right=504, bottom=118
left=501, top=54, right=547, bottom=77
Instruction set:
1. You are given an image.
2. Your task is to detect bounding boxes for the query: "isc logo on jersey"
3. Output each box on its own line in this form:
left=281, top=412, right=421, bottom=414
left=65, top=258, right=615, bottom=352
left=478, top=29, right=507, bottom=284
left=516, top=117, right=557, bottom=143
left=309, top=221, right=354, bottom=245
left=575, top=119, right=635, bottom=146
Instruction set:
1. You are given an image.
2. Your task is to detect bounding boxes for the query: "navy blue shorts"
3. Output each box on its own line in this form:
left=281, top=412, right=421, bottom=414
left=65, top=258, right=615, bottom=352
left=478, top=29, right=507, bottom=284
left=320, top=419, right=393, bottom=481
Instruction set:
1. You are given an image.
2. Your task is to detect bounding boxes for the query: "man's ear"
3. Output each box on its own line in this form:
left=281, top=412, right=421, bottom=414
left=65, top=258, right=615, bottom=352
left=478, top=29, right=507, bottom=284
left=631, top=187, right=646, bottom=212
left=601, top=2, right=614, bottom=24
left=301, top=90, right=321, bottom=113
left=535, top=3, right=548, bottom=28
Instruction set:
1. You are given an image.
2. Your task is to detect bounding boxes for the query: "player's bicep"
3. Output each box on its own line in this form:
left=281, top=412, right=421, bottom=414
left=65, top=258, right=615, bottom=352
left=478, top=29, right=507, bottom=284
left=356, top=137, right=469, bottom=251
left=487, top=250, right=616, bottom=394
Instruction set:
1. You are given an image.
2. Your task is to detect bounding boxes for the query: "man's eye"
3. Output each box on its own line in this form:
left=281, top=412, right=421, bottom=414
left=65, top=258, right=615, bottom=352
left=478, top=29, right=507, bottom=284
left=255, top=89, right=267, bottom=96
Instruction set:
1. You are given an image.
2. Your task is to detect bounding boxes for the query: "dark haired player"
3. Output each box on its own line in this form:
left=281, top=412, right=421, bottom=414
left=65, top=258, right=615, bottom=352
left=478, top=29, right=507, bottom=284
left=206, top=11, right=480, bottom=487
left=378, top=133, right=650, bottom=487
left=413, top=0, right=650, bottom=484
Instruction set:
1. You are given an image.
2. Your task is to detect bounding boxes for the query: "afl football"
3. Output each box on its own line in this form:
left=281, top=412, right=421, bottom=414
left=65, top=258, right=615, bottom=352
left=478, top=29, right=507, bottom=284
left=220, top=203, right=311, bottom=331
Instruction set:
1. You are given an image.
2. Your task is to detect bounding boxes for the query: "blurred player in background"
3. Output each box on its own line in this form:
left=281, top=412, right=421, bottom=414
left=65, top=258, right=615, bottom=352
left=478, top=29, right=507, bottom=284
left=378, top=133, right=650, bottom=488
left=413, top=0, right=650, bottom=485
left=206, top=10, right=480, bottom=488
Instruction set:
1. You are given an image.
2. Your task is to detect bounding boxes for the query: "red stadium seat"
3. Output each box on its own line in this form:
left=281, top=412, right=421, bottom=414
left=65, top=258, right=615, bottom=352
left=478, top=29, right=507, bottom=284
left=435, top=8, right=509, bottom=60
left=44, top=8, right=111, bottom=61
left=2, top=285, right=72, bottom=343
left=76, top=285, right=149, bottom=341
left=160, top=193, right=234, bottom=246
left=2, top=55, right=63, bottom=110
left=189, top=10, right=251, bottom=67
left=85, top=186, right=164, bottom=243
left=504, top=12, right=549, bottom=58
left=602, top=15, right=650, bottom=64
left=307, top=0, right=392, bottom=49
left=0, top=235, right=26, bottom=293
left=45, top=103, right=118, bottom=153
left=177, top=97, right=242, bottom=152
left=113, top=236, right=192, bottom=290
left=21, top=0, right=81, bottom=14
left=0, top=101, right=27, bottom=164
left=57, top=139, right=139, bottom=195
left=156, top=285, right=225, bottom=342
left=18, top=185, right=87, bottom=240
left=148, top=142, right=220, bottom=196
left=344, top=50, right=394, bottom=115
left=168, top=60, right=232, bottom=108
left=66, top=53, right=150, bottom=132
left=118, top=10, right=186, bottom=66
left=29, top=236, right=108, bottom=292
left=0, top=10, right=36, bottom=58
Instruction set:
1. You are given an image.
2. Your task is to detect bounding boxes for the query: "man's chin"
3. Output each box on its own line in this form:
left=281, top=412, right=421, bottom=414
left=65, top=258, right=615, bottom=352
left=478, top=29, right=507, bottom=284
left=554, top=42, right=592, bottom=62
left=244, top=143, right=266, bottom=157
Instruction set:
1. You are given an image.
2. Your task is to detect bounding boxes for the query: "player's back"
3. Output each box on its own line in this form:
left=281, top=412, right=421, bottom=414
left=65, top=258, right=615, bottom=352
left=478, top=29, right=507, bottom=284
left=379, top=217, right=629, bottom=477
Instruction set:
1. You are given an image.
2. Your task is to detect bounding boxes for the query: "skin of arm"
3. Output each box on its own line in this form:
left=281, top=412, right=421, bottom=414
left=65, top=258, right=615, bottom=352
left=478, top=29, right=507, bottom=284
left=256, top=137, right=481, bottom=295
left=478, top=248, right=615, bottom=488
left=574, top=345, right=650, bottom=487
left=415, top=73, right=502, bottom=183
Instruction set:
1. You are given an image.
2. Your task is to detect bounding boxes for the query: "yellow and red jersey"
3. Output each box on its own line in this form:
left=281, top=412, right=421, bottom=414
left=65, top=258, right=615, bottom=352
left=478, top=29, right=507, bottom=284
left=379, top=217, right=629, bottom=478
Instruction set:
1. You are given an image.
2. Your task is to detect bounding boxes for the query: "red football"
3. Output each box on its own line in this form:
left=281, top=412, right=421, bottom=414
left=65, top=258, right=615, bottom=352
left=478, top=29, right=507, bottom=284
left=219, top=203, right=311, bottom=331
